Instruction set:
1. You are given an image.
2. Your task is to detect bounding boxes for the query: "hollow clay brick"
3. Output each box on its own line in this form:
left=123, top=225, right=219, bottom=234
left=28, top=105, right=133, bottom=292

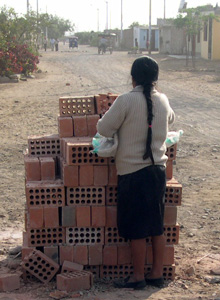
left=40, top=157, right=56, bottom=181
left=24, top=156, right=41, bottom=181
left=91, top=206, right=106, bottom=227
left=44, top=207, right=59, bottom=228
left=79, top=165, right=94, bottom=186
left=76, top=206, right=91, bottom=227
left=61, top=260, right=83, bottom=273
left=87, top=115, right=100, bottom=137
left=73, top=115, right=88, bottom=137
left=94, top=166, right=108, bottom=186
left=57, top=270, right=92, bottom=292
left=58, top=116, right=73, bottom=138
left=108, top=164, right=118, bottom=186
left=88, top=245, right=103, bottom=265
left=0, top=274, right=20, bottom=292
left=29, top=207, right=44, bottom=229
left=103, top=245, right=117, bottom=265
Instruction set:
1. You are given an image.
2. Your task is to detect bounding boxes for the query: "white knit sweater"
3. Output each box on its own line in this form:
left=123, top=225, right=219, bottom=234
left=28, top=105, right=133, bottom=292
left=97, top=85, right=175, bottom=175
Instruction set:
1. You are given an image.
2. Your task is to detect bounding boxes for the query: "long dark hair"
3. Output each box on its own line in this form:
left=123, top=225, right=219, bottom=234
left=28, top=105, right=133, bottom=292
left=131, top=56, right=159, bottom=164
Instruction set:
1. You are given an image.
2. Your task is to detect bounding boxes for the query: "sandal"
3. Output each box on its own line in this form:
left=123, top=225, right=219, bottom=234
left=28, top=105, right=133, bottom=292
left=145, top=276, right=164, bottom=288
left=114, top=277, right=146, bottom=290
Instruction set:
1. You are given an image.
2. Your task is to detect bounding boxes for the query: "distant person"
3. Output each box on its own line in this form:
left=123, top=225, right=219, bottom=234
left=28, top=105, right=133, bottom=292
left=43, top=37, right=47, bottom=51
left=55, top=39, right=59, bottom=51
left=50, top=38, right=55, bottom=51
left=99, top=36, right=107, bottom=52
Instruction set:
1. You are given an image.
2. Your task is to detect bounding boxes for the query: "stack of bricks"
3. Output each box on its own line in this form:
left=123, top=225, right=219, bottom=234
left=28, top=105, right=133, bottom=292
left=22, top=92, right=182, bottom=290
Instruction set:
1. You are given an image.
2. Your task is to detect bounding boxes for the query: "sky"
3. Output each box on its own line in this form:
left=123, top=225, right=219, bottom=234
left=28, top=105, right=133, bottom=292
left=1, top=0, right=219, bottom=32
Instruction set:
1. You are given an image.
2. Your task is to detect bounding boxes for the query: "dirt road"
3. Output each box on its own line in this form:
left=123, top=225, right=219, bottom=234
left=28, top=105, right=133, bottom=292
left=0, top=44, right=220, bottom=299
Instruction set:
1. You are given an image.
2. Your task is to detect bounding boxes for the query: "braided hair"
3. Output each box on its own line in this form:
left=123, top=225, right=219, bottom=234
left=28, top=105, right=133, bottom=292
left=131, top=56, right=159, bottom=164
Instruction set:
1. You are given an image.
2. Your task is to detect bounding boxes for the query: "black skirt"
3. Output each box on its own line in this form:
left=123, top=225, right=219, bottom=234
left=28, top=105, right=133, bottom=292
left=117, top=165, right=166, bottom=240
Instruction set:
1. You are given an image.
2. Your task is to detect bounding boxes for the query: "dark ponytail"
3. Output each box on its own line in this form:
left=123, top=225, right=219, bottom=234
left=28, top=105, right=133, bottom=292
left=131, top=56, right=159, bottom=164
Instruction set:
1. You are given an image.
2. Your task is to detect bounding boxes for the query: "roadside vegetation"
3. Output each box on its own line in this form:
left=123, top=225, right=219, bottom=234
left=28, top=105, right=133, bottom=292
left=0, top=6, right=74, bottom=77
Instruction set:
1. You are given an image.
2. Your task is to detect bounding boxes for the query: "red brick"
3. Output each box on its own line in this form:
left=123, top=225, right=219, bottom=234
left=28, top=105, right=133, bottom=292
left=0, top=274, right=20, bottom=292
left=24, top=156, right=41, bottom=181
left=79, top=165, right=93, bottom=186
left=62, top=206, right=76, bottom=227
left=58, top=116, right=73, bottom=137
left=73, top=115, right=88, bottom=137
left=29, top=207, right=44, bottom=229
left=40, top=157, right=55, bottom=181
left=106, top=206, right=117, bottom=227
left=62, top=160, right=79, bottom=187
left=44, top=246, right=59, bottom=264
left=164, top=206, right=177, bottom=225
left=103, top=245, right=117, bottom=265
left=43, top=207, right=59, bottom=228
left=57, top=270, right=92, bottom=292
left=108, top=164, right=118, bottom=186
left=76, top=206, right=91, bottom=227
left=21, top=249, right=59, bottom=283
left=27, top=227, right=65, bottom=247
left=59, top=245, right=73, bottom=265
left=23, top=231, right=28, bottom=247
left=91, top=206, right=106, bottom=227
left=166, top=160, right=173, bottom=179
left=61, top=260, right=83, bottom=273
left=59, top=96, right=95, bottom=117
left=117, top=245, right=132, bottom=265
left=88, top=245, right=103, bottom=265
left=73, top=245, right=88, bottom=265
left=87, top=115, right=100, bottom=137
left=146, top=245, right=175, bottom=265
left=94, top=166, right=108, bottom=186
left=166, top=143, right=177, bottom=160
left=95, top=94, right=118, bottom=115
left=28, top=134, right=60, bottom=157
left=22, top=247, right=34, bottom=260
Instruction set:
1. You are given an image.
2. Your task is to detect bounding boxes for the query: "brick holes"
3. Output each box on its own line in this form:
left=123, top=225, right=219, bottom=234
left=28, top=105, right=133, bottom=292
left=28, top=227, right=65, bottom=246
left=28, top=136, right=60, bottom=157
left=27, top=186, right=64, bottom=207
left=165, top=184, right=182, bottom=206
left=105, top=227, right=128, bottom=244
left=66, top=227, right=104, bottom=245
left=106, top=186, right=117, bottom=205
left=59, top=97, right=95, bottom=116
left=70, top=145, right=105, bottom=165
left=67, top=187, right=105, bottom=205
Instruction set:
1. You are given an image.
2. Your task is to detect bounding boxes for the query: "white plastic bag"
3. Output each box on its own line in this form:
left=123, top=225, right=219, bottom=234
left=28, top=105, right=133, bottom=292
left=166, top=130, right=183, bottom=147
left=91, top=132, right=118, bottom=157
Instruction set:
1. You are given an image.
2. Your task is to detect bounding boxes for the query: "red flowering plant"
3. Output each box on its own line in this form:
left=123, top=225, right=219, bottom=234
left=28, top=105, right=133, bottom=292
left=0, top=37, right=39, bottom=77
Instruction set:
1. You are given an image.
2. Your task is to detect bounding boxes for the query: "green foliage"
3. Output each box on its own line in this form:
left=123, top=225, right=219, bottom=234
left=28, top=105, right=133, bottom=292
left=75, top=31, right=99, bottom=46
left=0, top=6, right=74, bottom=77
left=129, top=22, right=140, bottom=28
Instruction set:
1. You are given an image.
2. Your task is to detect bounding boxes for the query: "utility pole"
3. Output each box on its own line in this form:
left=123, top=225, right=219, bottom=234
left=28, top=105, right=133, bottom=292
left=164, top=0, right=166, bottom=19
left=97, top=8, right=100, bottom=32
left=148, top=0, right=151, bottom=54
left=105, top=1, right=108, bottom=30
left=121, top=0, right=123, bottom=46
left=27, top=0, right=30, bottom=15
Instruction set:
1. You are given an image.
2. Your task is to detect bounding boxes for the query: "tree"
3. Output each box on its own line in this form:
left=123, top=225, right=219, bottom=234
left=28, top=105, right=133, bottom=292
left=173, top=5, right=218, bottom=68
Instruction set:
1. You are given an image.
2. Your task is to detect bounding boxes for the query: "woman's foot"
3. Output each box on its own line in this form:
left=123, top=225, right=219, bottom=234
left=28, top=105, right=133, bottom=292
left=145, top=274, right=164, bottom=287
left=114, top=276, right=146, bottom=290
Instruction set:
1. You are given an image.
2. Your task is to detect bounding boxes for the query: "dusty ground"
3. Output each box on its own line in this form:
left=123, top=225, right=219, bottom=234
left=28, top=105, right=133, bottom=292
left=0, top=44, right=220, bottom=299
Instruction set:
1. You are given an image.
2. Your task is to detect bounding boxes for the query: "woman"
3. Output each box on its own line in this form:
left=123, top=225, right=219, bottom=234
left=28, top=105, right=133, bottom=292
left=97, top=56, right=175, bottom=290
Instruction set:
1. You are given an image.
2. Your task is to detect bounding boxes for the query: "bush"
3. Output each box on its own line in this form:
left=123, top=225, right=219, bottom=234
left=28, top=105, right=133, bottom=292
left=0, top=38, right=39, bottom=77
